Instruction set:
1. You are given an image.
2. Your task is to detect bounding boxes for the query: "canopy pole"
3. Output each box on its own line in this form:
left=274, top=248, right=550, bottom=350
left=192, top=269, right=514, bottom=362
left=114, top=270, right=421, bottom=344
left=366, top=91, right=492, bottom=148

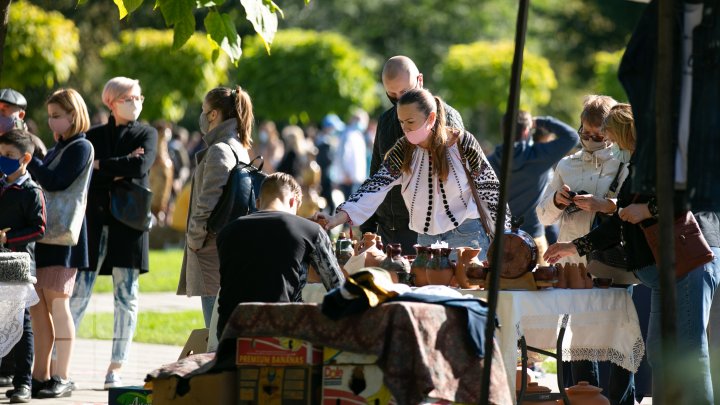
left=480, top=0, right=529, bottom=403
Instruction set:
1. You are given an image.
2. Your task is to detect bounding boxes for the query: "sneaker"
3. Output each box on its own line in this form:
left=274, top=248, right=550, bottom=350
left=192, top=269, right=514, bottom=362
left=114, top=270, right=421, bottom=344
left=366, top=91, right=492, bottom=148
left=0, top=375, right=13, bottom=387
left=104, top=372, right=123, bottom=390
left=36, top=375, right=72, bottom=399
left=9, top=384, right=30, bottom=403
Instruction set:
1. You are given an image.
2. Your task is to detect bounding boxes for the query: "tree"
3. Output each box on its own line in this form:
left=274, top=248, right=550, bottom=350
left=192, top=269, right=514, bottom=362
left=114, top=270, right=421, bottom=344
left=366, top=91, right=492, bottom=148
left=1, top=0, right=80, bottom=89
left=437, top=40, right=557, bottom=140
left=101, top=29, right=229, bottom=122
left=593, top=50, right=627, bottom=102
left=234, top=29, right=379, bottom=123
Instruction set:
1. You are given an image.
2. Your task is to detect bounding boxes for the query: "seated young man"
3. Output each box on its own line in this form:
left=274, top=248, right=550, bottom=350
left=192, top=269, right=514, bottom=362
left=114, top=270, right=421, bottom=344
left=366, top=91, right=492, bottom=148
left=215, top=172, right=345, bottom=338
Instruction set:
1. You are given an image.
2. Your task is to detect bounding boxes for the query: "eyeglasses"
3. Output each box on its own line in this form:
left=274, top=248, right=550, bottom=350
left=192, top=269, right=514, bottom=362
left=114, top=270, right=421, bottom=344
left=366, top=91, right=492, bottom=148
left=118, top=95, right=144, bottom=103
left=577, top=125, right=604, bottom=142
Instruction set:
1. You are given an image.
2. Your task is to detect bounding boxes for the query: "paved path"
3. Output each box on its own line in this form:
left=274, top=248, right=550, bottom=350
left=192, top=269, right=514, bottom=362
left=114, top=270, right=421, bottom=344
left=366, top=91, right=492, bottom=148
left=84, top=292, right=201, bottom=314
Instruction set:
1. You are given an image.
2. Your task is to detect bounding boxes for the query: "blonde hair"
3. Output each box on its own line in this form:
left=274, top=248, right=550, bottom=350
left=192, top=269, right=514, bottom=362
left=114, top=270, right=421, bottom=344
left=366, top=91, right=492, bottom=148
left=602, top=103, right=636, bottom=152
left=102, top=77, right=141, bottom=109
left=259, top=172, right=303, bottom=207
left=205, top=86, right=254, bottom=149
left=580, top=95, right=617, bottom=127
left=397, top=88, right=450, bottom=181
left=281, top=125, right=306, bottom=155
left=46, top=88, right=91, bottom=135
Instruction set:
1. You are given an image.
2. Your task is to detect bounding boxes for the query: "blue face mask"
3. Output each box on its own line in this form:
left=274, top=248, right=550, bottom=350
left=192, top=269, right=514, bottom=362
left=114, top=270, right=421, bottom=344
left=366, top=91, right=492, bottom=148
left=0, top=156, right=21, bottom=177
left=0, top=115, right=19, bottom=134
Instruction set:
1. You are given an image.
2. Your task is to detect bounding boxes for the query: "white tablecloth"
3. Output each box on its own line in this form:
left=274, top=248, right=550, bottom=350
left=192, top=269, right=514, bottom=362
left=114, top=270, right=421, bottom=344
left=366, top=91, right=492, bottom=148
left=303, top=284, right=644, bottom=398
left=0, top=282, right=38, bottom=357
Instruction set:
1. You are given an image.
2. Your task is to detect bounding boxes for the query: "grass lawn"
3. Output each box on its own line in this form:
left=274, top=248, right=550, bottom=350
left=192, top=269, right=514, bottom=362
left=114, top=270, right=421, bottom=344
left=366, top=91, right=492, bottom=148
left=91, top=249, right=183, bottom=293
left=77, top=310, right=204, bottom=346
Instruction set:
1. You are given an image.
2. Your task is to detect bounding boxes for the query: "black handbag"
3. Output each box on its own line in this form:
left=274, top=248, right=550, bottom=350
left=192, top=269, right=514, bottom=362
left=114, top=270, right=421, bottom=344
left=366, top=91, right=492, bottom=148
left=110, top=179, right=153, bottom=231
left=207, top=153, right=266, bottom=235
left=588, top=163, right=628, bottom=269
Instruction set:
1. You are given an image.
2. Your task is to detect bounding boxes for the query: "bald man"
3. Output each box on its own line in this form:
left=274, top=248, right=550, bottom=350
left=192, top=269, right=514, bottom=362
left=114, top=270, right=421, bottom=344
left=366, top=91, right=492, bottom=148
left=358, top=56, right=465, bottom=254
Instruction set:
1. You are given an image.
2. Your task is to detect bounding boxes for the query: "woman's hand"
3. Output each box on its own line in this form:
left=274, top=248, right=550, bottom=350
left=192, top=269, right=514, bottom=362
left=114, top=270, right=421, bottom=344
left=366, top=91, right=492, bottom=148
left=311, top=211, right=348, bottom=230
left=619, top=203, right=652, bottom=224
left=0, top=228, right=9, bottom=245
left=543, top=242, right=578, bottom=264
left=553, top=184, right=572, bottom=208
left=93, top=160, right=100, bottom=170
left=573, top=194, right=614, bottom=213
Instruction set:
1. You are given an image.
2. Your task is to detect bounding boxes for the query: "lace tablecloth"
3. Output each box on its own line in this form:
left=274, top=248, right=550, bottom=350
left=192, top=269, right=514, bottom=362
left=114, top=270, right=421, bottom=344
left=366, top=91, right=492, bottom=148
left=0, top=282, right=38, bottom=357
left=303, top=284, right=644, bottom=399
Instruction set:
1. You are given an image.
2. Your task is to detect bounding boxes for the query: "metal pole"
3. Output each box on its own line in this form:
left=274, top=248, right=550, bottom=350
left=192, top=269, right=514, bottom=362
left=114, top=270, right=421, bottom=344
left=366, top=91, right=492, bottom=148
left=655, top=0, right=679, bottom=402
left=480, top=0, right=529, bottom=403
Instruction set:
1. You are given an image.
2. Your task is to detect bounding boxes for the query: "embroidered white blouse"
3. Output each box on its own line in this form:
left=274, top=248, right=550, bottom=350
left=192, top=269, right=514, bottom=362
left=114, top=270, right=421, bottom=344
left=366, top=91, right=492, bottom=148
left=337, top=133, right=509, bottom=235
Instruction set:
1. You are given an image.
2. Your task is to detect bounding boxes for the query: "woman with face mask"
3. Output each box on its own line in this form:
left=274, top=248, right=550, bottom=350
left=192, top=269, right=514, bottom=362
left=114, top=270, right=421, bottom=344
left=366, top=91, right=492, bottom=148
left=68, top=77, right=158, bottom=390
left=314, top=88, right=507, bottom=261
left=177, top=86, right=253, bottom=328
left=26, top=88, right=94, bottom=399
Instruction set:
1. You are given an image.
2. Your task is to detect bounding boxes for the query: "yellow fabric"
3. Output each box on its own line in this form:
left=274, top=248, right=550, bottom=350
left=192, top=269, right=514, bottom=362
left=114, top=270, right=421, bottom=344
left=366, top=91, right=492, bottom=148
left=170, top=183, right=192, bottom=232
left=345, top=268, right=399, bottom=307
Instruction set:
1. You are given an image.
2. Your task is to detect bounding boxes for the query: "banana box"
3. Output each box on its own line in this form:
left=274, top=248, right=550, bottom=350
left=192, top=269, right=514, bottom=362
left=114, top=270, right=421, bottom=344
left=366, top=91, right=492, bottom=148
left=321, top=364, right=397, bottom=405
left=323, top=347, right=378, bottom=365
left=236, top=337, right=322, bottom=366
left=237, top=366, right=320, bottom=405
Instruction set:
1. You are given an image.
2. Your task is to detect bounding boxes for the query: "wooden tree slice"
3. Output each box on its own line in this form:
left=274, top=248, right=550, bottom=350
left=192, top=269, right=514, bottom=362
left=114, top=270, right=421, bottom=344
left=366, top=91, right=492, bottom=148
left=487, top=233, right=538, bottom=279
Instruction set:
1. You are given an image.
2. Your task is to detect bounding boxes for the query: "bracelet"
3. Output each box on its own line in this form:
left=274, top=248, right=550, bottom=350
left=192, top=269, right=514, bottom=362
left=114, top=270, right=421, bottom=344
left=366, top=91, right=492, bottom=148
left=647, top=198, right=659, bottom=217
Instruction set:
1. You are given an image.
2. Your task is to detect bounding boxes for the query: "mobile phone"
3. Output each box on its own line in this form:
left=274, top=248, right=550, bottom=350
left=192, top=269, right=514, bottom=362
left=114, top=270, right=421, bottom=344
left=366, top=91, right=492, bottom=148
left=564, top=190, right=588, bottom=214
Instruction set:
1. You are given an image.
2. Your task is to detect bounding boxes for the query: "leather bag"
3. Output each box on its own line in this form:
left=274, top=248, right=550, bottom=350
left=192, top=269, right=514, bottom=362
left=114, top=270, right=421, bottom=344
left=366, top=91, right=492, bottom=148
left=642, top=210, right=714, bottom=279
left=110, top=179, right=153, bottom=231
left=206, top=154, right=266, bottom=235
left=588, top=163, right=630, bottom=273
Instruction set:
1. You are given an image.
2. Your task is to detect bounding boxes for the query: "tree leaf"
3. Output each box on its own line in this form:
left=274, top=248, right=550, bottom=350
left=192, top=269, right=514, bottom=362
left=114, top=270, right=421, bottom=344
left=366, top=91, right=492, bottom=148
left=157, top=0, right=194, bottom=26
left=240, top=0, right=279, bottom=54
left=173, top=12, right=195, bottom=50
left=196, top=0, right=224, bottom=6
left=204, top=11, right=242, bottom=63
left=113, top=0, right=128, bottom=19
left=123, top=0, right=144, bottom=14
left=76, top=0, right=88, bottom=5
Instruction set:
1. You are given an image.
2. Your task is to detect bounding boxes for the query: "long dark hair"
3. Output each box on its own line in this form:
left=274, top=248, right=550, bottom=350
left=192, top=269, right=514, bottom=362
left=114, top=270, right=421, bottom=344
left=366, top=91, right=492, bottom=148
left=397, top=88, right=449, bottom=181
left=205, top=86, right=254, bottom=148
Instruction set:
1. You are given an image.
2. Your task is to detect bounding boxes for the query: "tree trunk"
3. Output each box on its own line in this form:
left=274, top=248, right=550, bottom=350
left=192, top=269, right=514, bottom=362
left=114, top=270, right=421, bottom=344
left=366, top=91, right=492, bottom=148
left=0, top=0, right=11, bottom=85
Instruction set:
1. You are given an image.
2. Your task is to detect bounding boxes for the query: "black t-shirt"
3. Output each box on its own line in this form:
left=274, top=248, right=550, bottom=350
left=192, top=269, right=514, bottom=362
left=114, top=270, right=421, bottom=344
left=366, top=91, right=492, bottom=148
left=216, top=210, right=343, bottom=336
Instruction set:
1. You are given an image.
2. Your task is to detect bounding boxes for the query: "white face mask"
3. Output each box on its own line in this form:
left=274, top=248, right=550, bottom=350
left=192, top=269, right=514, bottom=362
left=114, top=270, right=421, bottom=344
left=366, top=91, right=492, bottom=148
left=115, top=100, right=142, bottom=122
left=580, top=137, right=610, bottom=152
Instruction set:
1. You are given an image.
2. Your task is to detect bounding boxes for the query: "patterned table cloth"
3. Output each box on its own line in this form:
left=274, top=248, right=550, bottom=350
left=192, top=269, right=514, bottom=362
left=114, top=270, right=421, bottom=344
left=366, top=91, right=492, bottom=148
left=0, top=283, right=38, bottom=357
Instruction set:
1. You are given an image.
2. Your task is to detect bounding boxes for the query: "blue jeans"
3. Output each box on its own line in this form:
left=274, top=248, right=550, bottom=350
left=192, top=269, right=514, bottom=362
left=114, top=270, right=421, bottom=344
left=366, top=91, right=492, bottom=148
left=69, top=226, right=140, bottom=365
left=201, top=295, right=216, bottom=328
left=417, top=218, right=491, bottom=262
left=634, top=246, right=720, bottom=404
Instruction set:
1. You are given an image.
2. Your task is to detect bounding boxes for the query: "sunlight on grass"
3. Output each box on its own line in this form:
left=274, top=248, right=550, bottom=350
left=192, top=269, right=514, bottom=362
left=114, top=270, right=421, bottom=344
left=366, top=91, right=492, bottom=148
left=77, top=310, right=203, bottom=346
left=91, top=249, right=183, bottom=293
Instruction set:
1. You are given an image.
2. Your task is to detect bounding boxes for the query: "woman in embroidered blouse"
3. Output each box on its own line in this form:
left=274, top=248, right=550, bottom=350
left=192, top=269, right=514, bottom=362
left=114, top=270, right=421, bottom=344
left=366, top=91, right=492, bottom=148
left=315, top=88, right=507, bottom=260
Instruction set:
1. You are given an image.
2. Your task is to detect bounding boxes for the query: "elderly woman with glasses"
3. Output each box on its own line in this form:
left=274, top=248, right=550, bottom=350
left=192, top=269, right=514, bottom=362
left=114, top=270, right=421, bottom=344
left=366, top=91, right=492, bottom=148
left=68, top=77, right=158, bottom=389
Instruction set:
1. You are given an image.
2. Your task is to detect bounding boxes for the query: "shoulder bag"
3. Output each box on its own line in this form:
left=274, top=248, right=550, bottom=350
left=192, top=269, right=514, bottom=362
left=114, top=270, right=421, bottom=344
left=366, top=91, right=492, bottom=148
left=110, top=179, right=153, bottom=231
left=456, top=132, right=495, bottom=241
left=207, top=153, right=267, bottom=235
left=41, top=137, right=94, bottom=246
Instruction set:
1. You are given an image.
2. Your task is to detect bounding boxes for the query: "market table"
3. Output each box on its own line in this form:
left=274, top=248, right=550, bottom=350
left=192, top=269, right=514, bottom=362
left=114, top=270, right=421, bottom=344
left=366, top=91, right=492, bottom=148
left=0, top=282, right=38, bottom=357
left=304, top=284, right=645, bottom=401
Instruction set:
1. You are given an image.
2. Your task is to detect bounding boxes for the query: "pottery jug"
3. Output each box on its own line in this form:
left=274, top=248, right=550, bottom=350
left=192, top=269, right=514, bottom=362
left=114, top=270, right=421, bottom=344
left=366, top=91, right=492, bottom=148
left=357, top=232, right=377, bottom=255
left=566, top=263, right=585, bottom=289
left=380, top=243, right=411, bottom=284
left=374, top=235, right=384, bottom=253
left=427, top=247, right=455, bottom=286
left=455, top=247, right=483, bottom=289
left=335, top=232, right=354, bottom=267
left=520, top=382, right=558, bottom=405
left=411, top=245, right=433, bottom=287
left=561, top=381, right=610, bottom=405
left=582, top=263, right=593, bottom=289
left=515, top=366, right=533, bottom=391
left=556, top=264, right=567, bottom=289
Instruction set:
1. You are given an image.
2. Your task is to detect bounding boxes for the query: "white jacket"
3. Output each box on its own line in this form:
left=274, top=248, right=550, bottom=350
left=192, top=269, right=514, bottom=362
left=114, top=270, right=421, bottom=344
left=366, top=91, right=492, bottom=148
left=536, top=147, right=624, bottom=264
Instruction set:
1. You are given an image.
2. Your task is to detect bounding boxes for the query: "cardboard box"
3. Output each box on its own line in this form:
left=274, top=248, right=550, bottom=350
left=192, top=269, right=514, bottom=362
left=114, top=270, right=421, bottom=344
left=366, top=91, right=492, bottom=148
left=323, top=347, right=378, bottom=365
left=108, top=386, right=152, bottom=405
left=237, top=365, right=321, bottom=405
left=178, top=328, right=209, bottom=360
left=322, top=364, right=397, bottom=405
left=151, top=370, right=236, bottom=405
left=236, top=337, right=322, bottom=366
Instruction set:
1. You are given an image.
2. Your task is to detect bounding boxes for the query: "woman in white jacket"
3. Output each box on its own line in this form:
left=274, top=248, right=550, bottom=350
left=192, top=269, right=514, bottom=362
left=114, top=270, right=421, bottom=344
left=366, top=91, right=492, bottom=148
left=536, top=95, right=623, bottom=265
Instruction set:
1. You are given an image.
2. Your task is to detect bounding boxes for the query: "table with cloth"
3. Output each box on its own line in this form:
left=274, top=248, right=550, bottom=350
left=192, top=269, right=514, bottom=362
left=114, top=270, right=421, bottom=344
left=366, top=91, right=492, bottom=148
left=0, top=282, right=38, bottom=357
left=304, top=285, right=645, bottom=401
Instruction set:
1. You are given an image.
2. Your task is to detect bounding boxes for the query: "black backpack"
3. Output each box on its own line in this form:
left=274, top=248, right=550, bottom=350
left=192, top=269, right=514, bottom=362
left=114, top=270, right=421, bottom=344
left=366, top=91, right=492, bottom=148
left=207, top=152, right=266, bottom=235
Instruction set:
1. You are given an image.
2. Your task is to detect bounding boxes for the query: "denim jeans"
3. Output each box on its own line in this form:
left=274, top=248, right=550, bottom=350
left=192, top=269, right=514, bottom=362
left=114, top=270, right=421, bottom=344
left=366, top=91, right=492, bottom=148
left=69, top=226, right=140, bottom=364
left=634, top=246, right=720, bottom=404
left=201, top=295, right=216, bottom=328
left=417, top=218, right=491, bottom=262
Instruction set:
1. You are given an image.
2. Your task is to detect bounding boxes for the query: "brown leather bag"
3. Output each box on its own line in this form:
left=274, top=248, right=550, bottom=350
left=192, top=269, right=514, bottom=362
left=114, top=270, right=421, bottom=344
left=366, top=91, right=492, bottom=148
left=641, top=210, right=714, bottom=279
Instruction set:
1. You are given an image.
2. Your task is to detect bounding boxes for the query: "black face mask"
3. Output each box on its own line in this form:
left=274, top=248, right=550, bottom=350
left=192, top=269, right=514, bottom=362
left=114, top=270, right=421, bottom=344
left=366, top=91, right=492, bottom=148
left=386, top=93, right=398, bottom=106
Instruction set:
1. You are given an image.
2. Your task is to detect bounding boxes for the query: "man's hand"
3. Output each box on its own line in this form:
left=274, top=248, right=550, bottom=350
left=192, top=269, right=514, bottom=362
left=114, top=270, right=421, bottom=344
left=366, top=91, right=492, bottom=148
left=619, top=203, right=652, bottom=224
left=543, top=242, right=578, bottom=264
left=554, top=184, right=572, bottom=208
left=311, top=211, right=349, bottom=230
left=573, top=194, right=614, bottom=214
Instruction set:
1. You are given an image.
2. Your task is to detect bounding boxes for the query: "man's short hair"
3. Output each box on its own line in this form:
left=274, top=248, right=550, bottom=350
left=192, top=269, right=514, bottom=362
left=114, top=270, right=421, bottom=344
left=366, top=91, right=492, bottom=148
left=0, top=129, right=35, bottom=156
left=259, top=173, right=303, bottom=206
left=580, top=95, right=617, bottom=127
left=382, top=55, right=419, bottom=80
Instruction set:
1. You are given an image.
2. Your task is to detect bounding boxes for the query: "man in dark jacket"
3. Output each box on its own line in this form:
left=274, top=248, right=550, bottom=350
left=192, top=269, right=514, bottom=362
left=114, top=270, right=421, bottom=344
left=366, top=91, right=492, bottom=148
left=359, top=56, right=464, bottom=254
left=488, top=111, right=578, bottom=264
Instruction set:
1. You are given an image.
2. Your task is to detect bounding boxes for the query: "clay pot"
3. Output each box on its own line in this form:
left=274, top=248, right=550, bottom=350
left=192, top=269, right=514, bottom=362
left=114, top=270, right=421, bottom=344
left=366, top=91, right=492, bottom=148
left=566, top=263, right=586, bottom=289
left=426, top=248, right=455, bottom=286
left=582, top=263, right=593, bottom=289
left=515, top=366, right=533, bottom=392
left=356, top=232, right=377, bottom=255
left=555, top=264, right=567, bottom=289
left=380, top=243, right=411, bottom=284
left=455, top=247, right=483, bottom=289
left=411, top=245, right=433, bottom=287
left=520, top=382, right=558, bottom=405
left=374, top=235, right=384, bottom=253
left=335, top=232, right=354, bottom=266
left=561, top=381, right=610, bottom=405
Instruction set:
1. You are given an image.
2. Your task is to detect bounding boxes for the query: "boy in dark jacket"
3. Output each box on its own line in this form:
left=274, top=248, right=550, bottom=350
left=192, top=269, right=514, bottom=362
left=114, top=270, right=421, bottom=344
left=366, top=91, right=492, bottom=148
left=0, top=129, right=46, bottom=402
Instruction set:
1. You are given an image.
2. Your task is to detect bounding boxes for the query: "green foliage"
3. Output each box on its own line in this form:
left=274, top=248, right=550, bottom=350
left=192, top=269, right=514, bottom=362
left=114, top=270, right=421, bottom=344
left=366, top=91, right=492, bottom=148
left=78, top=310, right=204, bottom=346
left=593, top=50, right=627, bottom=102
left=235, top=29, right=379, bottom=123
left=92, top=249, right=184, bottom=293
left=437, top=40, right=557, bottom=138
left=2, top=1, right=80, bottom=89
left=101, top=29, right=228, bottom=122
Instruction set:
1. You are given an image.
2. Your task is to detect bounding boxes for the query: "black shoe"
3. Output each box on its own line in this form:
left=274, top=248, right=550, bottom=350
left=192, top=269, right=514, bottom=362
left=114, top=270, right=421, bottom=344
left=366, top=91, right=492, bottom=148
left=31, top=378, right=48, bottom=398
left=0, top=375, right=13, bottom=387
left=9, top=385, right=30, bottom=403
left=36, top=375, right=72, bottom=399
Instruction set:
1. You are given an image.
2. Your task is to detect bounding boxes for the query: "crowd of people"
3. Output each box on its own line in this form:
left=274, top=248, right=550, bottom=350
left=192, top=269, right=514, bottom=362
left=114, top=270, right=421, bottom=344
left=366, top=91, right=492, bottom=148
left=0, top=49, right=718, bottom=405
